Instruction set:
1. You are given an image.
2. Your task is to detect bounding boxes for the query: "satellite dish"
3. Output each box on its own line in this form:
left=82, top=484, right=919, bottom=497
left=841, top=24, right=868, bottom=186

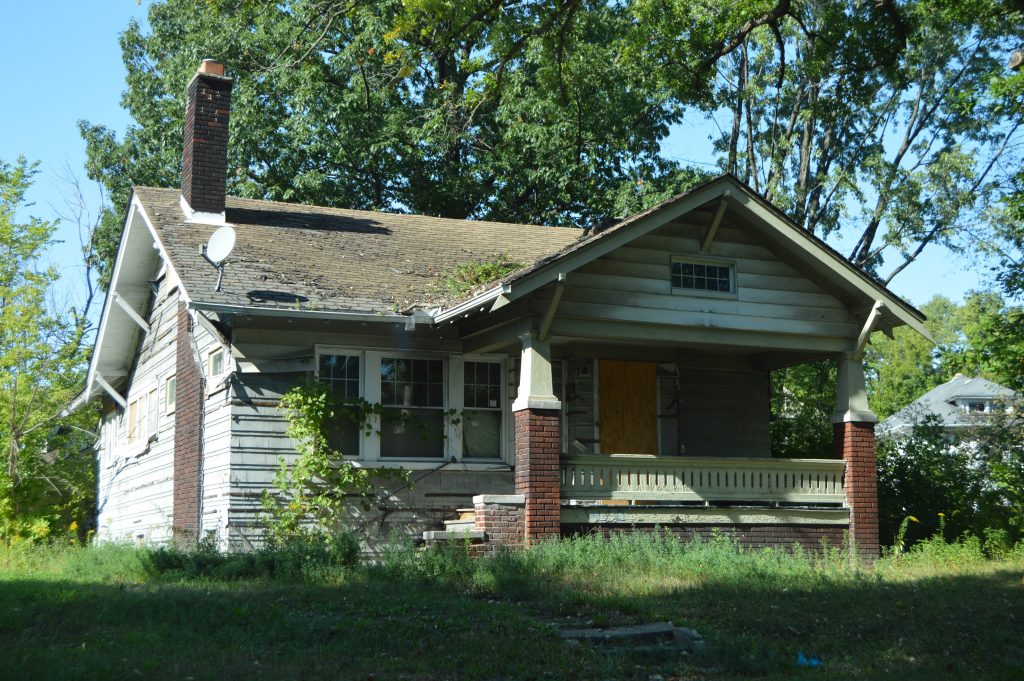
left=201, top=225, right=236, bottom=292
left=205, top=225, right=236, bottom=264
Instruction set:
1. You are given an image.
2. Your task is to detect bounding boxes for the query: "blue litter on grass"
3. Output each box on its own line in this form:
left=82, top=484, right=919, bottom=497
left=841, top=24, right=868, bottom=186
left=797, top=651, right=823, bottom=668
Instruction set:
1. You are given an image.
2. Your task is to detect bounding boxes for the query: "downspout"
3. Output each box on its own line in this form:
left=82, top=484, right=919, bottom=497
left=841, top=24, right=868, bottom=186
left=186, top=308, right=208, bottom=539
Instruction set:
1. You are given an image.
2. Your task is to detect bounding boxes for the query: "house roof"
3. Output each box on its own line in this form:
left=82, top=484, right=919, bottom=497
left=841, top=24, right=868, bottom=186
left=76, top=174, right=932, bottom=409
left=134, top=186, right=580, bottom=315
left=877, top=374, right=1017, bottom=435
left=437, top=174, right=929, bottom=340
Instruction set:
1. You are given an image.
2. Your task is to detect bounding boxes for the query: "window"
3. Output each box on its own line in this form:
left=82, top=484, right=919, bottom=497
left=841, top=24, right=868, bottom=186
left=208, top=348, right=225, bottom=377
left=380, top=357, right=445, bottom=458
left=126, top=389, right=157, bottom=446
left=671, top=258, right=734, bottom=293
left=968, top=401, right=987, bottom=413
left=463, top=361, right=502, bottom=458
left=318, top=353, right=362, bottom=457
left=164, top=375, right=177, bottom=414
left=314, top=348, right=510, bottom=464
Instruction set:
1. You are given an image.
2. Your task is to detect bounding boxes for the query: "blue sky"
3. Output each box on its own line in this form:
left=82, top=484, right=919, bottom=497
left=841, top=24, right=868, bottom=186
left=0, top=0, right=988, bottom=311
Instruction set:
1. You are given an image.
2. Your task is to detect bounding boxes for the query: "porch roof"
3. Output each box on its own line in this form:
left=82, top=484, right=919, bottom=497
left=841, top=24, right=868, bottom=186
left=437, top=175, right=929, bottom=343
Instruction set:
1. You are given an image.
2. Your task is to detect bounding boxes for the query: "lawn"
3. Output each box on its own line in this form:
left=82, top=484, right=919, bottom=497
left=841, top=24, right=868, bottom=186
left=1, top=534, right=1022, bottom=680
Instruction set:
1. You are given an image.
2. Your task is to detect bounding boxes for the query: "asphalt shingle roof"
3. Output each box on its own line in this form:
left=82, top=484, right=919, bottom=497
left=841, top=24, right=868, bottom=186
left=135, top=186, right=581, bottom=315
left=877, top=374, right=1017, bottom=434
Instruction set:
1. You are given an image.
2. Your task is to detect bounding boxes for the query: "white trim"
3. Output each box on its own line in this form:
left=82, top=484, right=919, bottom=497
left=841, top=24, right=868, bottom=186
left=164, top=374, right=177, bottom=415
left=701, top=192, right=730, bottom=252
left=111, top=292, right=151, bottom=333
left=94, top=374, right=127, bottom=410
left=431, top=285, right=507, bottom=324
left=670, top=254, right=738, bottom=300
left=179, top=194, right=226, bottom=225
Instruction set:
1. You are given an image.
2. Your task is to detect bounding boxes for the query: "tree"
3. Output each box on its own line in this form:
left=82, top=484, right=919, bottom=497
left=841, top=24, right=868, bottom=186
left=769, top=359, right=835, bottom=458
left=82, top=0, right=722, bottom=288
left=0, top=157, right=97, bottom=543
left=639, top=0, right=1022, bottom=281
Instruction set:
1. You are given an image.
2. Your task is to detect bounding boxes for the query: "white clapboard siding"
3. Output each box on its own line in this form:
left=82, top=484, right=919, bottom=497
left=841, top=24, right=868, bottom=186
left=95, top=277, right=180, bottom=545
left=558, top=218, right=857, bottom=344
left=191, top=318, right=235, bottom=546
left=225, top=397, right=516, bottom=551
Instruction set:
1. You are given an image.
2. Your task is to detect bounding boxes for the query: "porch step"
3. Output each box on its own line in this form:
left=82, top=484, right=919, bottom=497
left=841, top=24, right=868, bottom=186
left=443, top=518, right=476, bottom=532
left=455, top=508, right=476, bottom=521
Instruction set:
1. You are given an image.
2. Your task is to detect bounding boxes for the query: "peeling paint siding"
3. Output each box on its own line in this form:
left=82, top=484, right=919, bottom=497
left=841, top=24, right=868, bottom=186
left=95, top=281, right=179, bottom=545
left=225, top=399, right=514, bottom=552
left=563, top=220, right=857, bottom=342
left=191, top=316, right=234, bottom=548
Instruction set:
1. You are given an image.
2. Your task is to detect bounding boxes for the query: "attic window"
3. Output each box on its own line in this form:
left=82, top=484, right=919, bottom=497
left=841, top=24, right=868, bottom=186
left=671, top=258, right=734, bottom=293
left=967, top=401, right=987, bottom=413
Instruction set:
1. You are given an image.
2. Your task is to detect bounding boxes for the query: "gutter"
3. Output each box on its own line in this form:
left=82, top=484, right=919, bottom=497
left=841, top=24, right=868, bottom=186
left=188, top=301, right=416, bottom=325
left=431, top=285, right=507, bottom=324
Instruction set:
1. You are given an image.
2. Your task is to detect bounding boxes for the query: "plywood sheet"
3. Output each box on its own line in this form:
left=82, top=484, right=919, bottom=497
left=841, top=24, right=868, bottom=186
left=599, top=360, right=658, bottom=455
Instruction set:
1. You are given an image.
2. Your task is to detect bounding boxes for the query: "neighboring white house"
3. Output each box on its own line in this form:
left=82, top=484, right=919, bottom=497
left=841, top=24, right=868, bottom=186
left=876, top=374, right=1017, bottom=438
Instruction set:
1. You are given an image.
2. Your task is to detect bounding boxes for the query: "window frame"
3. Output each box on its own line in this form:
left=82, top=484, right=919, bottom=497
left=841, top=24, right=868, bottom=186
left=207, top=347, right=226, bottom=378
left=313, top=347, right=510, bottom=467
left=670, top=255, right=738, bottom=299
left=124, top=382, right=158, bottom=455
left=164, top=375, right=177, bottom=415
left=460, top=356, right=508, bottom=461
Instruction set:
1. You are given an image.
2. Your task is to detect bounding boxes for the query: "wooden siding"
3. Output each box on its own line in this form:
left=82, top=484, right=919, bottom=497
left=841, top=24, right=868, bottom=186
left=225, top=334, right=518, bottom=551
left=95, top=274, right=179, bottom=545
left=196, top=318, right=234, bottom=547
left=557, top=220, right=857, bottom=349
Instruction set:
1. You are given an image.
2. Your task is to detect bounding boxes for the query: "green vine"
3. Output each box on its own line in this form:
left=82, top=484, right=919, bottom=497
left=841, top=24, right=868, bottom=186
left=261, top=385, right=467, bottom=543
left=260, top=383, right=406, bottom=543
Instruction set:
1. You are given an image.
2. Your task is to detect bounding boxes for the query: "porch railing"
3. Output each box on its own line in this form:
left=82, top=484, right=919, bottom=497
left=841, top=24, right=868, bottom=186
left=560, top=455, right=846, bottom=506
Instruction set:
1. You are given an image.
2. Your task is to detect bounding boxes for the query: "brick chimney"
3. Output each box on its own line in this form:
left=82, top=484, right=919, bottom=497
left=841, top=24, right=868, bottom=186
left=181, top=59, right=233, bottom=223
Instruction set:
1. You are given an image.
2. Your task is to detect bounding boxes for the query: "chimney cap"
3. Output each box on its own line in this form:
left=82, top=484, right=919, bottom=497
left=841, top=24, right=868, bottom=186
left=198, top=59, right=226, bottom=77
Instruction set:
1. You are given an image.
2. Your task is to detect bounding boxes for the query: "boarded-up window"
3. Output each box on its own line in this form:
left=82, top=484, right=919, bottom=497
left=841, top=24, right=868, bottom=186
left=599, top=360, right=658, bottom=455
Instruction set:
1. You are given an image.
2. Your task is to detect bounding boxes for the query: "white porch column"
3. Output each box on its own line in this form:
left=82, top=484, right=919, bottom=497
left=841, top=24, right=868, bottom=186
left=831, top=351, right=879, bottom=561
left=512, top=332, right=561, bottom=412
left=511, top=331, right=561, bottom=544
left=831, top=353, right=876, bottom=424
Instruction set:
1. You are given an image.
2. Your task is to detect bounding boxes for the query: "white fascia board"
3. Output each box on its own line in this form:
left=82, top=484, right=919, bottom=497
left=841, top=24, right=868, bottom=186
left=133, top=194, right=188, bottom=304
left=188, top=301, right=413, bottom=325
left=84, top=193, right=177, bottom=405
left=432, top=285, right=506, bottom=324
left=732, top=191, right=933, bottom=343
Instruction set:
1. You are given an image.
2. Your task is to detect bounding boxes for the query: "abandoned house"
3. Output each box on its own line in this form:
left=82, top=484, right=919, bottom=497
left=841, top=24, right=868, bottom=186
left=77, top=60, right=931, bottom=559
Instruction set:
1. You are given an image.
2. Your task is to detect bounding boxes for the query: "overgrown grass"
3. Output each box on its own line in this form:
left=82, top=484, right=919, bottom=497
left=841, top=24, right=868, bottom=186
left=2, top=532, right=1022, bottom=680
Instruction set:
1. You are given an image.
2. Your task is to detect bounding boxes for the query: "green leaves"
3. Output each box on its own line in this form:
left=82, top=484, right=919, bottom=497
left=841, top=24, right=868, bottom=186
left=0, top=157, right=97, bottom=544
left=262, top=382, right=402, bottom=544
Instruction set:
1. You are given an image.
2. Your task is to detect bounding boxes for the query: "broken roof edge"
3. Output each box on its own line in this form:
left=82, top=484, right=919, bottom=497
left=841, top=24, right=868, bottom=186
left=189, top=300, right=421, bottom=325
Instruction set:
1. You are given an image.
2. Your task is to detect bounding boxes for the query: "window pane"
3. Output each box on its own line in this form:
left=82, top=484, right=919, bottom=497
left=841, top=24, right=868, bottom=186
left=165, top=376, right=176, bottom=412
left=382, top=357, right=442, bottom=407
left=325, top=412, right=361, bottom=459
left=381, top=408, right=445, bottom=457
left=463, top=410, right=501, bottom=458
left=672, top=260, right=734, bottom=293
